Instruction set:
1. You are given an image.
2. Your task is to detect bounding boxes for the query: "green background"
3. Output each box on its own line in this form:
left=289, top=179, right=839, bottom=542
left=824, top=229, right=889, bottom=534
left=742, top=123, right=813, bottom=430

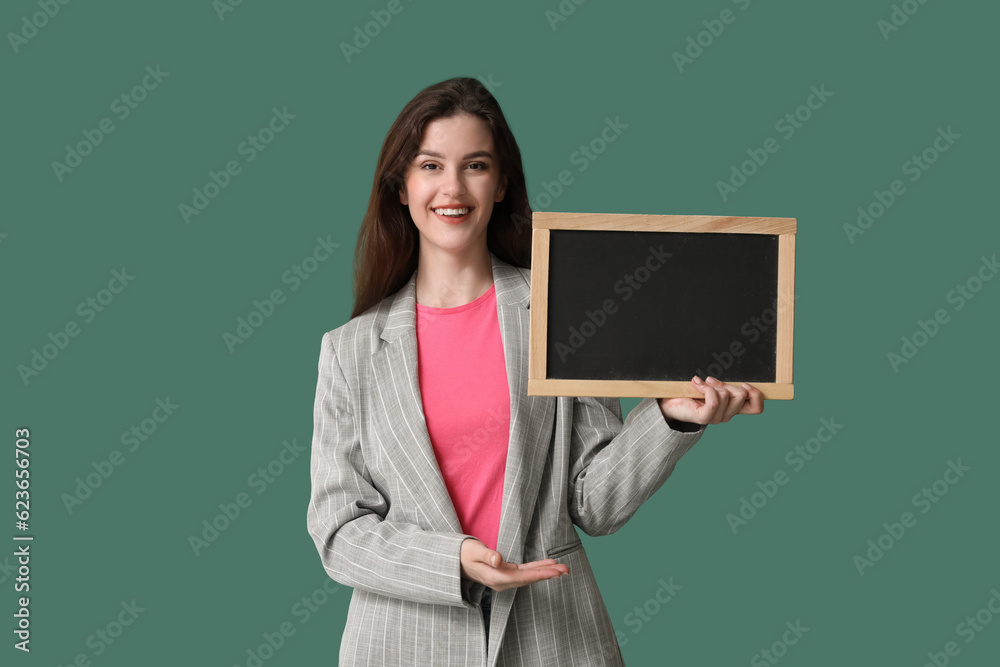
left=4, top=0, right=998, bottom=665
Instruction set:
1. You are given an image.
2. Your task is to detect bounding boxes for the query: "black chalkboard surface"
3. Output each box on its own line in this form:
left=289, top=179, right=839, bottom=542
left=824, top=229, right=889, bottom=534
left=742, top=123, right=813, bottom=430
left=547, top=229, right=779, bottom=381
left=528, top=213, right=795, bottom=399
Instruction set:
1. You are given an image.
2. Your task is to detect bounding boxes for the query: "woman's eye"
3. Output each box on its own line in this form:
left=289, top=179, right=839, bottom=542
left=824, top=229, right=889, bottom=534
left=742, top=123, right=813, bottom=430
left=467, top=162, right=487, bottom=170
left=420, top=163, right=439, bottom=170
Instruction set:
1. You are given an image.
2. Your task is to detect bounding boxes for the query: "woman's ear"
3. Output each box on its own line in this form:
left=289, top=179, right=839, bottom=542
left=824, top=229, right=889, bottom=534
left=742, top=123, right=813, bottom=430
left=399, top=186, right=407, bottom=206
left=496, top=176, right=507, bottom=202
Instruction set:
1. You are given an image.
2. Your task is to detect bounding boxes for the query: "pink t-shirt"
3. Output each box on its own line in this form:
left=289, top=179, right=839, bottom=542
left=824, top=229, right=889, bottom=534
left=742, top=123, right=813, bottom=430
left=415, top=284, right=510, bottom=551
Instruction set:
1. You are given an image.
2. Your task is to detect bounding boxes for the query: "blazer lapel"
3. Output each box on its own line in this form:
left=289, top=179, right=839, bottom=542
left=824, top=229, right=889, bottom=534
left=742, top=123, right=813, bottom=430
left=491, top=253, right=555, bottom=567
left=369, top=274, right=464, bottom=534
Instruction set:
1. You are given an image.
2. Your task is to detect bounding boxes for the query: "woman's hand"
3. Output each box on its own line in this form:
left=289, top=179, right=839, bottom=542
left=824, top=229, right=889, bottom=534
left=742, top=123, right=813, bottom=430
left=460, top=538, right=568, bottom=592
left=658, top=376, right=764, bottom=426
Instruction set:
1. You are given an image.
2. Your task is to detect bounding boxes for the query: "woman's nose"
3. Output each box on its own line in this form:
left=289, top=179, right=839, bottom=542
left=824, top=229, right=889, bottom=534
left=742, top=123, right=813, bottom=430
left=440, top=167, right=466, bottom=196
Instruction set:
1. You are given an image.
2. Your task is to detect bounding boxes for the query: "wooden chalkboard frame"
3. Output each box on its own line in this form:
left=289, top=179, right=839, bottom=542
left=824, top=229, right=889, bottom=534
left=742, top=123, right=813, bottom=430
left=528, top=213, right=796, bottom=400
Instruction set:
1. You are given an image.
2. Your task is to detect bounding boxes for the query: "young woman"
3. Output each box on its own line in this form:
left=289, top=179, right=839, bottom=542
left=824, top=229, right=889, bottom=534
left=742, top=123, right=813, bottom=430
left=306, top=77, right=763, bottom=666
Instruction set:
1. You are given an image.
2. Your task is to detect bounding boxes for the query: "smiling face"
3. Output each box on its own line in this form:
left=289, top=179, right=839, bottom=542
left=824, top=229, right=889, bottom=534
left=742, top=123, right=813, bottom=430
left=398, top=113, right=507, bottom=263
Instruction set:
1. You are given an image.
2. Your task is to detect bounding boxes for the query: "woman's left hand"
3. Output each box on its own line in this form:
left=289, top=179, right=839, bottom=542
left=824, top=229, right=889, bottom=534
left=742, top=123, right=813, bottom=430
left=658, top=376, right=764, bottom=426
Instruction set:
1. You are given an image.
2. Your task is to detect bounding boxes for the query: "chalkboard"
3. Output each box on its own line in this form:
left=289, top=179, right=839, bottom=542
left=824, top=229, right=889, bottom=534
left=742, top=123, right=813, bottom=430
left=528, top=213, right=796, bottom=400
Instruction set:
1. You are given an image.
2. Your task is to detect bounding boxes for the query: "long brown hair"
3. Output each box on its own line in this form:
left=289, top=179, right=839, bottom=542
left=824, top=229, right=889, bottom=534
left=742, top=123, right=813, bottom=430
left=350, top=77, right=532, bottom=319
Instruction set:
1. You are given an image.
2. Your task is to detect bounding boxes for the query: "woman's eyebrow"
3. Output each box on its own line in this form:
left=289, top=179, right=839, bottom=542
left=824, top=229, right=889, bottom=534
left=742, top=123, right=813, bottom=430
left=416, top=150, right=494, bottom=160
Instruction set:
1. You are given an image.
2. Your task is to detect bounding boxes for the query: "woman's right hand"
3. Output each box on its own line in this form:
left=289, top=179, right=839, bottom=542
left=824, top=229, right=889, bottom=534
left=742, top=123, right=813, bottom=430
left=460, top=538, right=569, bottom=592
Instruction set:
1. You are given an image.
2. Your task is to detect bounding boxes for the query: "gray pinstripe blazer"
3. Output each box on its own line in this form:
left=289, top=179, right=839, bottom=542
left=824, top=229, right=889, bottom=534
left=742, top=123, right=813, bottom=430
left=306, top=252, right=705, bottom=666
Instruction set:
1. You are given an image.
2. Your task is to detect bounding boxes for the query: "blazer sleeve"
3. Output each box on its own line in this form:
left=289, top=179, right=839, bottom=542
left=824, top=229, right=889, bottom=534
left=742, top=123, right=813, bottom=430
left=567, top=395, right=705, bottom=536
left=306, top=332, right=482, bottom=609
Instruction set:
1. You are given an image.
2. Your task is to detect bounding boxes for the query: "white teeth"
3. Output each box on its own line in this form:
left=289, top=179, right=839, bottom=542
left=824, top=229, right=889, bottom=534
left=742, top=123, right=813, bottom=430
left=434, top=207, right=470, bottom=216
